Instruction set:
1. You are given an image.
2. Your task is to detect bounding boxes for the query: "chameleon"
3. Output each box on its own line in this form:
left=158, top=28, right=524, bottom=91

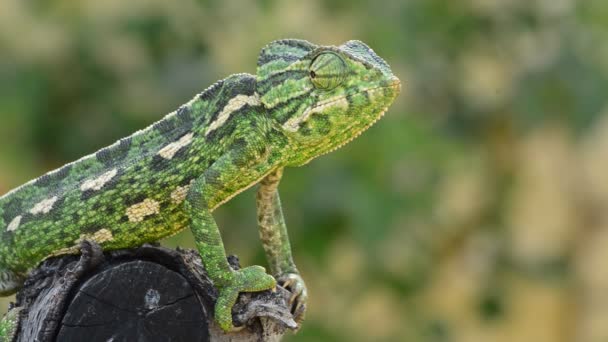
left=0, top=39, right=400, bottom=332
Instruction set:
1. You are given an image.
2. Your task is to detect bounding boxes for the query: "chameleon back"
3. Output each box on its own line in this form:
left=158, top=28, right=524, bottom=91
left=0, top=74, right=262, bottom=283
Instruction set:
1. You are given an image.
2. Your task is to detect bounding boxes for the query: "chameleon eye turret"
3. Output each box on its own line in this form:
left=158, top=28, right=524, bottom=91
left=0, top=39, right=399, bottom=334
left=309, top=52, right=347, bottom=90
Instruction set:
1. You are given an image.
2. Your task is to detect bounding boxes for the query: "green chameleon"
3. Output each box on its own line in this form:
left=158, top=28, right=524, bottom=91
left=0, top=39, right=400, bottom=333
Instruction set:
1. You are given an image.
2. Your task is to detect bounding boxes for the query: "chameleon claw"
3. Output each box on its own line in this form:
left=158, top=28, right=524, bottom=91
left=277, top=273, right=308, bottom=325
left=282, top=278, right=294, bottom=288
left=214, top=266, right=276, bottom=331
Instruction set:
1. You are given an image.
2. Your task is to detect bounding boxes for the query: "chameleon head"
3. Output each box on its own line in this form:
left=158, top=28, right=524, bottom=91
left=257, top=39, right=401, bottom=166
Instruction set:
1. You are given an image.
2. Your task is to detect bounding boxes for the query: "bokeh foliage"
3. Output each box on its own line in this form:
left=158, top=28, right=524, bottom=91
left=1, top=0, right=608, bottom=341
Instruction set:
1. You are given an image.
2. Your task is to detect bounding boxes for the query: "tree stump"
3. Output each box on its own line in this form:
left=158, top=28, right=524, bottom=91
left=8, top=243, right=297, bottom=342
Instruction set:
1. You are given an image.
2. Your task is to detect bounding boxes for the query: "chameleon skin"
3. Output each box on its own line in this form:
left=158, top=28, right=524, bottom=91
left=0, top=39, right=400, bottom=331
left=0, top=307, right=19, bottom=341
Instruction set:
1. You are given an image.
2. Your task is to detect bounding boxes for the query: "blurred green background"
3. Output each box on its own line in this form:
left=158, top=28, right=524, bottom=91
left=1, top=0, right=607, bottom=341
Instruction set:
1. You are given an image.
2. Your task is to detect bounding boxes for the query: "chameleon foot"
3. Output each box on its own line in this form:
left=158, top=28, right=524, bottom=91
left=278, top=273, right=307, bottom=326
left=215, top=265, right=276, bottom=331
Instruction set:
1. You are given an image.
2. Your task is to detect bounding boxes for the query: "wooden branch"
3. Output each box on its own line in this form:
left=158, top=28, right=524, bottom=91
left=9, top=242, right=297, bottom=341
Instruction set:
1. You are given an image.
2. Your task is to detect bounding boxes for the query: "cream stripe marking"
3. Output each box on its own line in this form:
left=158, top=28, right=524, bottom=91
left=30, top=196, right=59, bottom=215
left=80, top=169, right=118, bottom=191
left=50, top=228, right=114, bottom=257
left=282, top=84, right=395, bottom=132
left=283, top=97, right=349, bottom=132
left=85, top=228, right=114, bottom=243
left=171, top=180, right=195, bottom=205
left=205, top=93, right=260, bottom=136
left=158, top=133, right=194, bottom=160
left=126, top=198, right=160, bottom=223
left=7, top=216, right=22, bottom=232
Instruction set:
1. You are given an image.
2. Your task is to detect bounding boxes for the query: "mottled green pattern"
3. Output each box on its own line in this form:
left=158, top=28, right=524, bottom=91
left=0, top=307, right=19, bottom=342
left=0, top=74, right=260, bottom=283
left=0, top=39, right=400, bottom=331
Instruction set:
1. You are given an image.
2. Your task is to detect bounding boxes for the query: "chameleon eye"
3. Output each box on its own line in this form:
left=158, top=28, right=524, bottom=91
left=309, top=52, right=347, bottom=90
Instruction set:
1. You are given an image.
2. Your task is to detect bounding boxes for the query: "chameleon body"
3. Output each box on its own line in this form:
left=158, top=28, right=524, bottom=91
left=0, top=39, right=400, bottom=331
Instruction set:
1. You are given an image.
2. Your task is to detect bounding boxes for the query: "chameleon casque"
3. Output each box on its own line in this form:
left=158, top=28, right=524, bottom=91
left=0, top=39, right=400, bottom=332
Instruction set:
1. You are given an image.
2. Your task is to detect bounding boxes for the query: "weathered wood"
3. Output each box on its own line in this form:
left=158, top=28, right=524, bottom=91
left=57, top=260, right=209, bottom=341
left=9, top=243, right=297, bottom=342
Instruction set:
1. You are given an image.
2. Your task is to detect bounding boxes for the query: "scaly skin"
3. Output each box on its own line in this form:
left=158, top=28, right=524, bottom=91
left=0, top=39, right=400, bottom=333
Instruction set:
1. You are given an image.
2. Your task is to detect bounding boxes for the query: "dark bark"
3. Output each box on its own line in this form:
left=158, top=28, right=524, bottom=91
left=9, top=243, right=297, bottom=342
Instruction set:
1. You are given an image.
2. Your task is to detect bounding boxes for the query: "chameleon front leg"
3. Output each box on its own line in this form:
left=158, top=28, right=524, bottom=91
left=256, top=168, right=307, bottom=323
left=186, top=151, right=276, bottom=332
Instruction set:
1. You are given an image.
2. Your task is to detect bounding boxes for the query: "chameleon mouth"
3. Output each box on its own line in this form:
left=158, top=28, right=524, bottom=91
left=318, top=78, right=401, bottom=157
